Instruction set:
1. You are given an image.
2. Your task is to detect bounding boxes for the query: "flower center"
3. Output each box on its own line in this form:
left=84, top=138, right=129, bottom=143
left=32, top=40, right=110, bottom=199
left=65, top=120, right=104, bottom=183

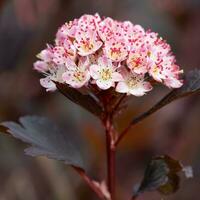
left=81, top=41, right=94, bottom=52
left=130, top=56, right=142, bottom=68
left=110, top=48, right=122, bottom=59
left=100, top=68, right=112, bottom=81
left=127, top=76, right=142, bottom=88
left=74, top=70, right=85, bottom=82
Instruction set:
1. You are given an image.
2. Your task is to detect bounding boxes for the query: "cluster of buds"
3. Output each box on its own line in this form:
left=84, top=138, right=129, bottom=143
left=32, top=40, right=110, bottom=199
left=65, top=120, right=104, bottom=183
left=34, top=14, right=183, bottom=96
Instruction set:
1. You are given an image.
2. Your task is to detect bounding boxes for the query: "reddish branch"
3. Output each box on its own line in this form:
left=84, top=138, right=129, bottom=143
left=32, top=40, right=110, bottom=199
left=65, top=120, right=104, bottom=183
left=100, top=91, right=118, bottom=200
left=77, top=112, right=117, bottom=200
left=73, top=166, right=106, bottom=200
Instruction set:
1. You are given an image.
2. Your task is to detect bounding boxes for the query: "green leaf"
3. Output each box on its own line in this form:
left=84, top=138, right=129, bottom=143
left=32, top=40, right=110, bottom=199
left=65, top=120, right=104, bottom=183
left=135, top=155, right=183, bottom=196
left=56, top=82, right=103, bottom=117
left=131, top=69, right=200, bottom=125
left=1, top=116, right=84, bottom=169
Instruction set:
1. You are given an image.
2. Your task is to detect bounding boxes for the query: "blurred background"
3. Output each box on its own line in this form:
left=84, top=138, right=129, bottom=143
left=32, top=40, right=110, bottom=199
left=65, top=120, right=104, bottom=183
left=0, top=0, right=200, bottom=199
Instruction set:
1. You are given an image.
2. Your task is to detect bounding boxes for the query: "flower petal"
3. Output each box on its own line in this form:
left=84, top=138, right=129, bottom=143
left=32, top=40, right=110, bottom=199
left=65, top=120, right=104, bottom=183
left=129, top=87, right=146, bottom=96
left=40, top=77, right=56, bottom=92
left=116, top=82, right=129, bottom=93
left=33, top=61, right=48, bottom=72
left=90, top=64, right=100, bottom=79
left=96, top=79, right=113, bottom=90
left=112, top=72, right=123, bottom=82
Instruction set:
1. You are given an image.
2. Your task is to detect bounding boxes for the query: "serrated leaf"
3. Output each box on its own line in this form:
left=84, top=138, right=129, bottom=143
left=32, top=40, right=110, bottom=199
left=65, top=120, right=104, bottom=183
left=134, top=155, right=183, bottom=196
left=56, top=82, right=103, bottom=117
left=1, top=116, right=84, bottom=169
left=131, top=69, right=200, bottom=125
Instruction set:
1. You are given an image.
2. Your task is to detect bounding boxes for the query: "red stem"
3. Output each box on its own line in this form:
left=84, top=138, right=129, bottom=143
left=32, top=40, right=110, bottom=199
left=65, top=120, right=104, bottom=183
left=105, top=116, right=116, bottom=200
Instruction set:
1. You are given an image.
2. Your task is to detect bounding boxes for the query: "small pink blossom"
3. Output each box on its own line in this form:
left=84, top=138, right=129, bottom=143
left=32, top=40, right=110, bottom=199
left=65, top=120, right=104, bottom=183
left=56, top=19, right=78, bottom=39
left=104, top=38, right=128, bottom=62
left=34, top=45, right=67, bottom=91
left=78, top=14, right=100, bottom=32
left=97, top=17, right=116, bottom=41
left=127, top=50, right=148, bottom=74
left=74, top=29, right=102, bottom=56
left=122, top=22, right=145, bottom=50
left=62, top=58, right=90, bottom=88
left=90, top=57, right=123, bottom=90
left=52, top=44, right=76, bottom=65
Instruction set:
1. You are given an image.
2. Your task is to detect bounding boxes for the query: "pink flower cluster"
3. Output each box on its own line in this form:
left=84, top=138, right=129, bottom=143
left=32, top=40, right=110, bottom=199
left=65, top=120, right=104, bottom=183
left=34, top=14, right=183, bottom=96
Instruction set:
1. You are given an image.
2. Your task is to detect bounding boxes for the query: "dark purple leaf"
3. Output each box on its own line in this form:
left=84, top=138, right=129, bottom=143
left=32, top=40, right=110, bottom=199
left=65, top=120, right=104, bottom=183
left=134, top=155, right=183, bottom=196
left=1, top=116, right=84, bottom=169
left=56, top=82, right=103, bottom=117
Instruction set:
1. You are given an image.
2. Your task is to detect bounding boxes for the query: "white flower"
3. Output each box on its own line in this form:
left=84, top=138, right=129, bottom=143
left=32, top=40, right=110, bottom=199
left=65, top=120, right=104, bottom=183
left=90, top=57, right=123, bottom=90
left=40, top=65, right=66, bottom=92
left=116, top=69, right=152, bottom=96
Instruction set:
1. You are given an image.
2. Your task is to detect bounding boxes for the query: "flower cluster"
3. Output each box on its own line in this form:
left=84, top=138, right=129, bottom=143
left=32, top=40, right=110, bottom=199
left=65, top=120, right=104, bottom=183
left=34, top=14, right=183, bottom=96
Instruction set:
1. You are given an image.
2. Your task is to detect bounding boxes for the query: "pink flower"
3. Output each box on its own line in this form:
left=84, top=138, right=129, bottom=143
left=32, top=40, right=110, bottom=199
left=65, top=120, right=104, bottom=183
left=148, top=53, right=183, bottom=87
left=56, top=19, right=78, bottom=39
left=127, top=50, right=148, bottom=74
left=52, top=44, right=76, bottom=65
left=162, top=60, right=183, bottom=88
left=116, top=69, right=152, bottom=96
left=34, top=47, right=66, bottom=91
left=98, top=17, right=120, bottom=41
left=90, top=57, right=123, bottom=90
left=122, top=22, right=145, bottom=50
left=62, top=58, right=90, bottom=88
left=78, top=14, right=101, bottom=32
left=74, top=29, right=102, bottom=56
left=104, top=38, right=128, bottom=62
